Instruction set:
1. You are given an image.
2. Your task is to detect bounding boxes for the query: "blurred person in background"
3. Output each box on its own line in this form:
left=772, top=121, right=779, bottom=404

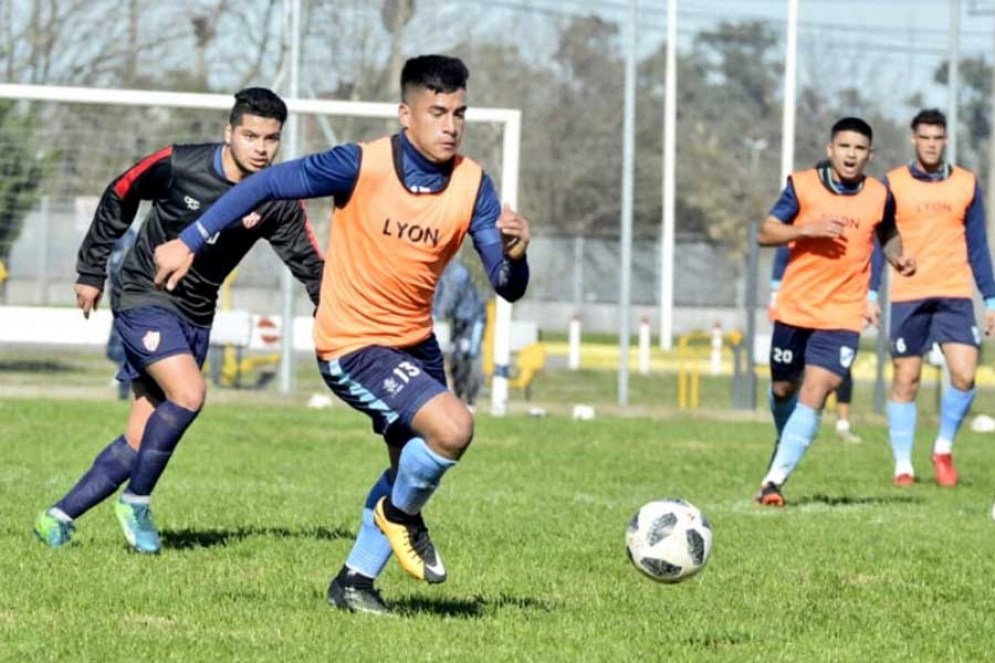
left=433, top=257, right=487, bottom=408
left=106, top=226, right=138, bottom=400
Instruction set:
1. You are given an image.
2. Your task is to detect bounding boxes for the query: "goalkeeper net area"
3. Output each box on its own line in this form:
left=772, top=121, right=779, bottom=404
left=0, top=84, right=522, bottom=414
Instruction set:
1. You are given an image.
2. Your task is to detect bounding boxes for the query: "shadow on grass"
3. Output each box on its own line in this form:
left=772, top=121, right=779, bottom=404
left=794, top=494, right=922, bottom=507
left=391, top=593, right=555, bottom=619
left=0, top=359, right=77, bottom=373
left=162, top=524, right=353, bottom=549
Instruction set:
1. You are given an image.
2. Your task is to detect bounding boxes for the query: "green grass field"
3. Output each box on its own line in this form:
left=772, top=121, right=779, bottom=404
left=4, top=381, right=995, bottom=662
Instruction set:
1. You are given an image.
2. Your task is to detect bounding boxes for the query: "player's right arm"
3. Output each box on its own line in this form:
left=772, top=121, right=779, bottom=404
left=756, top=177, right=843, bottom=247
left=75, top=146, right=173, bottom=317
left=155, top=145, right=360, bottom=290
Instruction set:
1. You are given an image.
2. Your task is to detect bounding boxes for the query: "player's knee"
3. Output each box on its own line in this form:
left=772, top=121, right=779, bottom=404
left=431, top=408, right=475, bottom=459
left=167, top=383, right=206, bottom=412
left=950, top=371, right=975, bottom=392
left=891, top=374, right=920, bottom=401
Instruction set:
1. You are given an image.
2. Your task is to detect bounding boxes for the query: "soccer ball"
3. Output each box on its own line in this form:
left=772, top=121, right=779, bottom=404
left=625, top=498, right=713, bottom=583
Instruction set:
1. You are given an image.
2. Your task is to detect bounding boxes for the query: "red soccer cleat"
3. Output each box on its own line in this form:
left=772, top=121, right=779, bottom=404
left=892, top=473, right=915, bottom=487
left=932, top=453, right=959, bottom=487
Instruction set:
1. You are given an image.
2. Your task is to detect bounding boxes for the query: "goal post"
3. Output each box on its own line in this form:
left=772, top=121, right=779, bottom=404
left=0, top=83, right=521, bottom=416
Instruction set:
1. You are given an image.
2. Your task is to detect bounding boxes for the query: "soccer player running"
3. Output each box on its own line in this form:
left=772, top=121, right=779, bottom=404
left=870, top=109, right=995, bottom=487
left=755, top=117, right=915, bottom=507
left=34, top=88, right=324, bottom=552
left=770, top=243, right=862, bottom=443
left=152, top=55, right=531, bottom=615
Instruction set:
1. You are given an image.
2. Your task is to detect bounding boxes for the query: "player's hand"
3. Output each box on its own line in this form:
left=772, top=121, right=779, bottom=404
left=890, top=255, right=916, bottom=277
left=154, top=239, right=195, bottom=292
left=242, top=211, right=262, bottom=229
left=985, top=310, right=995, bottom=336
left=864, top=300, right=881, bottom=329
left=74, top=283, right=103, bottom=319
left=800, top=218, right=845, bottom=240
left=496, top=203, right=530, bottom=260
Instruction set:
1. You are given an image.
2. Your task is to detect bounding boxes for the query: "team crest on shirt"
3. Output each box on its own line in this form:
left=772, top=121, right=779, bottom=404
left=142, top=330, right=161, bottom=352
left=839, top=346, right=855, bottom=369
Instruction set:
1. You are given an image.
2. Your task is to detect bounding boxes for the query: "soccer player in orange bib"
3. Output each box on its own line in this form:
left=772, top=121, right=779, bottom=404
left=755, top=117, right=915, bottom=507
left=870, top=109, right=995, bottom=488
left=152, top=55, right=531, bottom=614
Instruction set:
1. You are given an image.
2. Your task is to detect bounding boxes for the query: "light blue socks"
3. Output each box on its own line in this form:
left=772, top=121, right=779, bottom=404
left=935, top=386, right=975, bottom=454
left=391, top=437, right=457, bottom=515
left=763, top=404, right=821, bottom=486
left=887, top=400, right=917, bottom=476
left=345, top=470, right=395, bottom=578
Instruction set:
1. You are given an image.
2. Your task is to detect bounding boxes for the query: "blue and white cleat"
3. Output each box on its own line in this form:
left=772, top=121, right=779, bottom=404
left=34, top=508, right=76, bottom=548
left=115, top=496, right=161, bottom=554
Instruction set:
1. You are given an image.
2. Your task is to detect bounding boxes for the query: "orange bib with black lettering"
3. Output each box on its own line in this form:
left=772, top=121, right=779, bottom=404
left=887, top=166, right=975, bottom=302
left=775, top=169, right=887, bottom=332
left=313, top=136, right=482, bottom=360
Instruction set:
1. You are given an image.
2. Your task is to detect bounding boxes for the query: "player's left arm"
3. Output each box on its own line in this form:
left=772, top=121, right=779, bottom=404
left=263, top=201, right=325, bottom=307
left=964, top=180, right=995, bottom=333
left=469, top=174, right=530, bottom=302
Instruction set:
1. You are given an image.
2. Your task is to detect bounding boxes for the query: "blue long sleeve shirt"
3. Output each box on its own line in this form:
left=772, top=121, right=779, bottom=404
left=180, top=131, right=528, bottom=302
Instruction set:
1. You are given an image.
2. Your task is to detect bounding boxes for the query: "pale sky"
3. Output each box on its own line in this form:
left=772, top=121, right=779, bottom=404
left=576, top=0, right=995, bottom=117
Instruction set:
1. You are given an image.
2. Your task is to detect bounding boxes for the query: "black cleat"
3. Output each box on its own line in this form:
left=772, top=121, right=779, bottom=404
left=327, top=575, right=390, bottom=616
left=754, top=482, right=786, bottom=507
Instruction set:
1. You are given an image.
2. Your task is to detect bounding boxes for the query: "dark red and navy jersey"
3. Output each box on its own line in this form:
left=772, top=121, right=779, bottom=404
left=76, top=143, right=324, bottom=327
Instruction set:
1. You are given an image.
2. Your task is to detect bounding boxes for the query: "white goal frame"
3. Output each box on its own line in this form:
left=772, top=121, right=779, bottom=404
left=0, top=83, right=521, bottom=416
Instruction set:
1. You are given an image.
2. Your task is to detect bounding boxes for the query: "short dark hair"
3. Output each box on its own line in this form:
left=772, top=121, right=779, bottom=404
left=911, top=108, right=947, bottom=131
left=830, top=116, right=873, bottom=143
left=229, top=87, right=287, bottom=127
left=400, top=55, right=469, bottom=101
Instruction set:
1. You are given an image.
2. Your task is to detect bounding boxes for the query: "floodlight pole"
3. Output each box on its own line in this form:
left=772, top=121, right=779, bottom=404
left=618, top=0, right=637, bottom=406
left=659, top=0, right=677, bottom=351
left=743, top=0, right=796, bottom=412
left=949, top=0, right=961, bottom=165
left=278, top=0, right=303, bottom=395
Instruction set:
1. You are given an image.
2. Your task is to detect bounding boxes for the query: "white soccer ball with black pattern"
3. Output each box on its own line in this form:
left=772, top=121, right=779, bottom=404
left=625, top=499, right=712, bottom=583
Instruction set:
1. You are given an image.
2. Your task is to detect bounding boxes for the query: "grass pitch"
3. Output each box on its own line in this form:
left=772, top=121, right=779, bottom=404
left=4, top=392, right=995, bottom=662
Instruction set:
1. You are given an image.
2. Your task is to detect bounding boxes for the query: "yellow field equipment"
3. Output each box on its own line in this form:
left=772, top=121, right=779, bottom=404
left=677, top=329, right=743, bottom=409
left=483, top=299, right=547, bottom=398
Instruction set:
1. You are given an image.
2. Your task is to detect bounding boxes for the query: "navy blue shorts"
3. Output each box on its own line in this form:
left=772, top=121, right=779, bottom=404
left=318, top=336, right=448, bottom=444
left=889, top=297, right=979, bottom=357
left=114, top=306, right=211, bottom=394
left=770, top=321, right=860, bottom=382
